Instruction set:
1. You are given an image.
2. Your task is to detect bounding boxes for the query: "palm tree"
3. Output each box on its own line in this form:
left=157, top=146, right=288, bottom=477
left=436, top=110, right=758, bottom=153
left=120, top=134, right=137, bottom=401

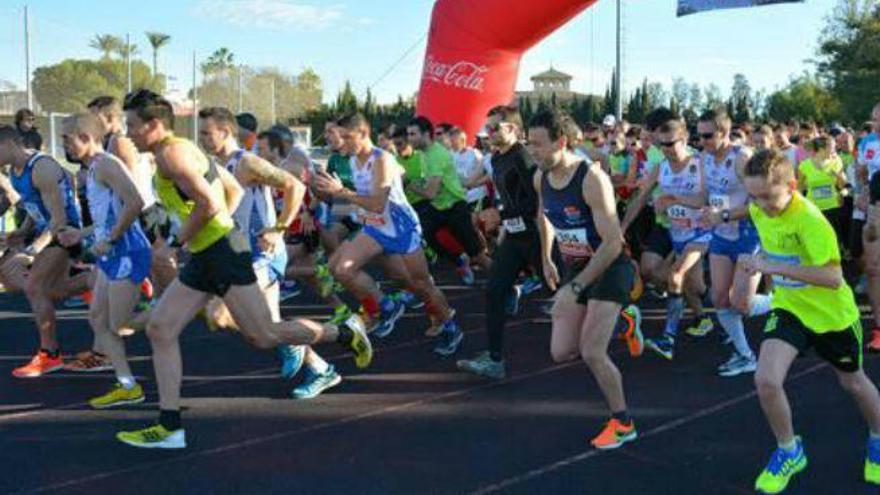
left=145, top=32, right=171, bottom=77
left=89, top=34, right=123, bottom=59
left=201, top=47, right=235, bottom=75
left=115, top=42, right=139, bottom=60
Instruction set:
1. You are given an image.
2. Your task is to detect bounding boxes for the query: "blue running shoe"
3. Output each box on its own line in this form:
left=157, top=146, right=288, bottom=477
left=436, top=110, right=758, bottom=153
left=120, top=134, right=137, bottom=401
left=433, top=320, right=464, bottom=356
left=755, top=438, right=807, bottom=494
left=646, top=334, right=675, bottom=361
left=371, top=296, right=406, bottom=338
left=63, top=296, right=88, bottom=309
left=520, top=275, right=543, bottom=296
left=393, top=290, right=424, bottom=310
left=291, top=365, right=342, bottom=399
left=456, top=351, right=506, bottom=379
left=279, top=280, right=302, bottom=302
left=278, top=345, right=306, bottom=379
left=505, top=285, right=522, bottom=316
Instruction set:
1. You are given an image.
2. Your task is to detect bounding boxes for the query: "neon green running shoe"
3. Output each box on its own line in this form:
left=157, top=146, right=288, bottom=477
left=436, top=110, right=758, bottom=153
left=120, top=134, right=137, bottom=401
left=755, top=438, right=807, bottom=494
left=116, top=424, right=186, bottom=449
left=89, top=383, right=145, bottom=409
left=865, top=436, right=880, bottom=484
left=685, top=317, right=714, bottom=337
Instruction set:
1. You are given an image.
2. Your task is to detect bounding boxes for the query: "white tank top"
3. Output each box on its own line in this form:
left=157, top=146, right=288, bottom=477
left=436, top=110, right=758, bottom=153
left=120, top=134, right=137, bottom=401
left=659, top=154, right=704, bottom=244
left=224, top=150, right=277, bottom=246
left=351, top=147, right=419, bottom=237
left=107, top=134, right=156, bottom=210
left=703, top=145, right=749, bottom=240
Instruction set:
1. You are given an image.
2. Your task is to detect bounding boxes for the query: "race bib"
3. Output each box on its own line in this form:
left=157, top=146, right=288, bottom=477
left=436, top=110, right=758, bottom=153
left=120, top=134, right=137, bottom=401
left=709, top=194, right=730, bottom=210
left=360, top=211, right=386, bottom=227
left=765, top=252, right=806, bottom=288
left=667, top=205, right=693, bottom=229
left=812, top=185, right=833, bottom=200
left=502, top=216, right=526, bottom=234
left=555, top=228, right=593, bottom=259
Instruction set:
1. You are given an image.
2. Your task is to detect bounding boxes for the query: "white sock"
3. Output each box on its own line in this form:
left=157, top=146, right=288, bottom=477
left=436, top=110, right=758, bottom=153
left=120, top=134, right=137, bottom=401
left=118, top=375, right=136, bottom=389
left=308, top=354, right=330, bottom=374
left=750, top=294, right=772, bottom=317
left=717, top=308, right=754, bottom=360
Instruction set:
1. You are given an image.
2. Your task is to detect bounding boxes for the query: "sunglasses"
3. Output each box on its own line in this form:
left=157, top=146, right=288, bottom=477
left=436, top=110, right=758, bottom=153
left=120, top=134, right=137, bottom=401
left=699, top=132, right=716, bottom=140
left=659, top=139, right=680, bottom=148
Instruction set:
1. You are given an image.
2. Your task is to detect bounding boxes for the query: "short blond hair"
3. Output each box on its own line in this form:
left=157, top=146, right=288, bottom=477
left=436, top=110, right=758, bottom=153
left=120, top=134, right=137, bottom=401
left=62, top=113, right=104, bottom=141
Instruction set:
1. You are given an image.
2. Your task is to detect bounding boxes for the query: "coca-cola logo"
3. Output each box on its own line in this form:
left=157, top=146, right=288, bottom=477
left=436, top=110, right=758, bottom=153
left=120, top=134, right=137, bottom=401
left=422, top=55, right=488, bottom=92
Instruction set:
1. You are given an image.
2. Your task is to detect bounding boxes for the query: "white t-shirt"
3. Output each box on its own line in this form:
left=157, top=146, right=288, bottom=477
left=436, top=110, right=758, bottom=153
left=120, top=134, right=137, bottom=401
left=452, top=147, right=485, bottom=203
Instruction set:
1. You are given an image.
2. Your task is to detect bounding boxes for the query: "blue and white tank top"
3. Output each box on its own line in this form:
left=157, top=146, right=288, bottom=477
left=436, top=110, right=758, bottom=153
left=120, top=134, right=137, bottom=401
left=86, top=152, right=151, bottom=254
left=703, top=145, right=754, bottom=241
left=658, top=154, right=705, bottom=245
left=351, top=147, right=420, bottom=237
left=225, top=149, right=277, bottom=254
left=11, top=152, right=81, bottom=232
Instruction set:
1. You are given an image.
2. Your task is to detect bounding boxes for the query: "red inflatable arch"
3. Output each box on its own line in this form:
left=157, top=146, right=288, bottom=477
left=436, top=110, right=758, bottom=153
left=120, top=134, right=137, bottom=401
left=416, top=0, right=598, bottom=140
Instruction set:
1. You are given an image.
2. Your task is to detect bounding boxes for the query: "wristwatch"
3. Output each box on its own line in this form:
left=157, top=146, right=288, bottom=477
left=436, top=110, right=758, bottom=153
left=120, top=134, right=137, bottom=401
left=721, top=209, right=731, bottom=223
left=166, top=234, right=183, bottom=249
left=570, top=281, right=584, bottom=296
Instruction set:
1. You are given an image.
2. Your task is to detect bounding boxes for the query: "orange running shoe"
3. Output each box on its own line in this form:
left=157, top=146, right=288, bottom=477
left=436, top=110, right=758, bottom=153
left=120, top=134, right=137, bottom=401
left=619, top=305, right=644, bottom=357
left=868, top=329, right=880, bottom=353
left=12, top=350, right=64, bottom=378
left=140, top=278, right=154, bottom=300
left=590, top=418, right=637, bottom=450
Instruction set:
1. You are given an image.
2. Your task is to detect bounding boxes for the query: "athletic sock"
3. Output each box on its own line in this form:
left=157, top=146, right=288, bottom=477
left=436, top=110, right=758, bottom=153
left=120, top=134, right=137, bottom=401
left=778, top=437, right=798, bottom=454
left=336, top=324, right=353, bottom=346
left=749, top=294, right=772, bottom=317
left=159, top=409, right=181, bottom=431
left=118, top=375, right=137, bottom=390
left=360, top=296, right=380, bottom=320
left=717, top=308, right=754, bottom=359
left=611, top=410, right=631, bottom=425
left=307, top=354, right=330, bottom=375
left=664, top=294, right=685, bottom=338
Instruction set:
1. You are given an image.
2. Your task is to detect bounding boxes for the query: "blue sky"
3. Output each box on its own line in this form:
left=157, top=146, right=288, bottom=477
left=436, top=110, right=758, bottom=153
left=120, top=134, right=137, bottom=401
left=0, top=0, right=838, bottom=105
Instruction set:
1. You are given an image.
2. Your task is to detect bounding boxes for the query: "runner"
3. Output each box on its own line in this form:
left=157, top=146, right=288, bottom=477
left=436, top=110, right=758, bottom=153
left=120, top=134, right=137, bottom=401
left=529, top=109, right=641, bottom=449
left=697, top=109, right=761, bottom=376
left=0, top=125, right=91, bottom=378
left=58, top=112, right=150, bottom=407
left=115, top=90, right=371, bottom=448
left=197, top=107, right=343, bottom=399
left=313, top=113, right=463, bottom=354
left=737, top=148, right=880, bottom=493
left=622, top=117, right=712, bottom=361
left=857, top=102, right=880, bottom=351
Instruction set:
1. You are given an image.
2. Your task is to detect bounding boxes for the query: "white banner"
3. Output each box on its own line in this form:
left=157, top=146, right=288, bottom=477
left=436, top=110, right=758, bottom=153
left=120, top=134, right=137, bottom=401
left=677, top=0, right=804, bottom=17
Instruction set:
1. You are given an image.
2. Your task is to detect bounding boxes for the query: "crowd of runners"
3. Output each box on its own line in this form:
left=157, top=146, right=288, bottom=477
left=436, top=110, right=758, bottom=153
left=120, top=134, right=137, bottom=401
left=2, top=90, right=880, bottom=494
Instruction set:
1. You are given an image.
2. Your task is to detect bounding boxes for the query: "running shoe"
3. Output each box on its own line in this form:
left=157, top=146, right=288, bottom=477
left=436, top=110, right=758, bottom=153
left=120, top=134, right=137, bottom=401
left=685, top=316, right=714, bottom=337
left=291, top=365, right=342, bottom=399
left=718, top=353, right=757, bottom=377
left=868, top=329, right=880, bottom=353
left=456, top=254, right=475, bottom=286
left=117, top=424, right=186, bottom=449
left=505, top=285, right=522, bottom=316
left=342, top=314, right=372, bottom=369
left=646, top=334, right=675, bottom=361
left=329, top=305, right=353, bottom=326
left=371, top=297, right=406, bottom=338
left=392, top=289, right=425, bottom=310
left=89, top=383, right=145, bottom=409
left=315, top=263, right=336, bottom=298
left=278, top=345, right=306, bottom=379
left=279, top=280, right=302, bottom=302
left=520, top=275, right=543, bottom=296
left=63, top=295, right=88, bottom=309
left=620, top=305, right=644, bottom=357
left=456, top=351, right=506, bottom=379
left=590, top=418, right=637, bottom=450
left=63, top=350, right=113, bottom=372
left=12, top=350, right=64, bottom=378
left=865, top=436, right=880, bottom=484
left=433, top=319, right=464, bottom=356
left=755, top=438, right=807, bottom=494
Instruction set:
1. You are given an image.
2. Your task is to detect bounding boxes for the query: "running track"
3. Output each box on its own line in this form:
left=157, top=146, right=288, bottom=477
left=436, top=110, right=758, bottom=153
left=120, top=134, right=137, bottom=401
left=2, top=269, right=879, bottom=494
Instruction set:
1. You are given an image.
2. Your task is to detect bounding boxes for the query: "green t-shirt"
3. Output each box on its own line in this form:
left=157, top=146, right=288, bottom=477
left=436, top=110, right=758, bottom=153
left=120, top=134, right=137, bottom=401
left=798, top=157, right=843, bottom=211
left=749, top=193, right=859, bottom=332
left=396, top=151, right=427, bottom=206
left=423, top=142, right=466, bottom=211
left=327, top=152, right=353, bottom=189
left=645, top=146, right=669, bottom=227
